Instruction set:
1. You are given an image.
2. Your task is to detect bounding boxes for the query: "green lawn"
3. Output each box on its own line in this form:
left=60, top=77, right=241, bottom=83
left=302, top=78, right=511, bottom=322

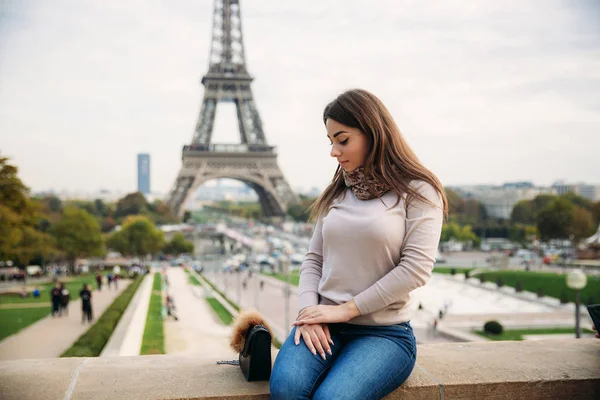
left=476, top=327, right=595, bottom=341
left=263, top=271, right=300, bottom=286
left=185, top=270, right=201, bottom=286
left=61, top=275, right=144, bottom=357
left=475, top=270, right=600, bottom=304
left=0, top=307, right=51, bottom=341
left=200, top=274, right=240, bottom=311
left=140, top=273, right=165, bottom=355
left=0, top=275, right=98, bottom=304
left=206, top=297, right=233, bottom=325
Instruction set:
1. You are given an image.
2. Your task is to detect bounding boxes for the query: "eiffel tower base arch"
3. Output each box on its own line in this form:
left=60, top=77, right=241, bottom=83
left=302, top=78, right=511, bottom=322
left=168, top=146, right=298, bottom=218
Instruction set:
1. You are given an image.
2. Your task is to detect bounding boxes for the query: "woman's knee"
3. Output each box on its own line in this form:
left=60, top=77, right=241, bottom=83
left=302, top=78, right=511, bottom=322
left=270, top=366, right=313, bottom=400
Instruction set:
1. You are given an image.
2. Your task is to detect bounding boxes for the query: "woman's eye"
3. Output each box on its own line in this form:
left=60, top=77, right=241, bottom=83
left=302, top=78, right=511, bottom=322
left=340, top=139, right=349, bottom=145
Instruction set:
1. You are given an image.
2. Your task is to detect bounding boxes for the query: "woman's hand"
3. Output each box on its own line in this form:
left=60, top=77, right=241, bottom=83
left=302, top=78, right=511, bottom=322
left=293, top=300, right=361, bottom=326
left=294, top=323, right=333, bottom=360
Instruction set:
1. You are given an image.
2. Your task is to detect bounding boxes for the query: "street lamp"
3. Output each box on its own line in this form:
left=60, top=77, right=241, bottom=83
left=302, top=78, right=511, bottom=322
left=566, top=269, right=587, bottom=338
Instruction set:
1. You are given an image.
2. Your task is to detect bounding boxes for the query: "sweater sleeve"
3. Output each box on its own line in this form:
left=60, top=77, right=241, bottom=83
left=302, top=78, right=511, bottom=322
left=297, top=216, right=324, bottom=312
left=353, top=181, right=444, bottom=316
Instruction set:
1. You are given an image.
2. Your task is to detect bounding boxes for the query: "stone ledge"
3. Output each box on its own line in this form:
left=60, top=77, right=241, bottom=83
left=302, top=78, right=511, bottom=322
left=0, top=340, right=598, bottom=400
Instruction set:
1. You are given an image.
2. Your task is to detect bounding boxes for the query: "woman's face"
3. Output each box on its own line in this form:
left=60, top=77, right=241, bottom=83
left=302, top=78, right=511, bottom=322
left=326, top=119, right=369, bottom=172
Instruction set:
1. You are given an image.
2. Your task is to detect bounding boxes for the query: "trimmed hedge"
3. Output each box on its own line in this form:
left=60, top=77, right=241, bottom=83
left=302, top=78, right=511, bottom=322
left=61, top=275, right=144, bottom=357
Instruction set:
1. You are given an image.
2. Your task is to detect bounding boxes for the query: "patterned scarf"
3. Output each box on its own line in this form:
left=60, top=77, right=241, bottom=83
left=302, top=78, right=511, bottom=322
left=342, top=167, right=391, bottom=200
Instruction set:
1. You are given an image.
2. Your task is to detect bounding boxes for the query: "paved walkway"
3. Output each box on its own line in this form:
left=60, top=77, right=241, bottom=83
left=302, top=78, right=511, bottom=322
left=101, top=274, right=153, bottom=357
left=164, top=268, right=235, bottom=358
left=0, top=281, right=130, bottom=361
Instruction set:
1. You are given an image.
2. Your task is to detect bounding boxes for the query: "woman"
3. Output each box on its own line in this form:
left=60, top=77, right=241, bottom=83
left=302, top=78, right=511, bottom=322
left=270, top=89, right=447, bottom=400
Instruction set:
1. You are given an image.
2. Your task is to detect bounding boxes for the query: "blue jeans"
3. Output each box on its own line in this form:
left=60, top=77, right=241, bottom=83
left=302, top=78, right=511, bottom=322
left=270, top=322, right=416, bottom=400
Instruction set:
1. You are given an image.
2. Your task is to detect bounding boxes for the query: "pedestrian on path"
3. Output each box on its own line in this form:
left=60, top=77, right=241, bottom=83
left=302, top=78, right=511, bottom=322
left=60, top=286, right=70, bottom=316
left=270, top=89, right=447, bottom=400
left=166, top=294, right=179, bottom=321
left=80, top=284, right=93, bottom=323
left=96, top=272, right=103, bottom=291
left=50, top=282, right=62, bottom=317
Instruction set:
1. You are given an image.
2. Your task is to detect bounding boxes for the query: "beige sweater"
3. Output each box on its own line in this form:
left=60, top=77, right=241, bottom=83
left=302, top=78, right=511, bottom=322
left=298, top=180, right=444, bottom=326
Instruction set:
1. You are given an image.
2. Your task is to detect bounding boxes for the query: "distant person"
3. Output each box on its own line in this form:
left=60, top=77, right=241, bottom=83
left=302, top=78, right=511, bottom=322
left=113, top=273, right=119, bottom=290
left=51, top=282, right=62, bottom=317
left=96, top=273, right=103, bottom=291
left=270, top=89, right=446, bottom=399
left=80, top=284, right=93, bottom=323
left=166, top=295, right=178, bottom=321
left=107, top=273, right=113, bottom=289
left=60, top=286, right=71, bottom=316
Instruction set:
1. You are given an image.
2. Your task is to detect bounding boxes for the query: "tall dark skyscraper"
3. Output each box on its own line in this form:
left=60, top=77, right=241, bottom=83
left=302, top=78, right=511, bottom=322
left=137, top=153, right=150, bottom=195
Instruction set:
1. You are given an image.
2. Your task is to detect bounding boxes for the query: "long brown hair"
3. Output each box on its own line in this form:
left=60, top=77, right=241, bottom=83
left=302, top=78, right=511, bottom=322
left=310, top=89, right=448, bottom=221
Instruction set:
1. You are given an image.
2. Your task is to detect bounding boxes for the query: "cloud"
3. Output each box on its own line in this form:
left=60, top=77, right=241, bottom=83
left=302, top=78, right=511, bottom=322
left=1, top=0, right=599, bottom=197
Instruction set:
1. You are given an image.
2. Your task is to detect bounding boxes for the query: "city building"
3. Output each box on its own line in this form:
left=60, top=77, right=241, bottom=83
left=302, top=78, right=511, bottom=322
left=451, top=183, right=555, bottom=220
left=551, top=181, right=600, bottom=202
left=137, top=153, right=151, bottom=195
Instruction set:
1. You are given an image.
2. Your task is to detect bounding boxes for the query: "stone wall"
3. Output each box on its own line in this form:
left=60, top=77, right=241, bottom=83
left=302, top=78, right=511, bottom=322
left=1, top=339, right=599, bottom=400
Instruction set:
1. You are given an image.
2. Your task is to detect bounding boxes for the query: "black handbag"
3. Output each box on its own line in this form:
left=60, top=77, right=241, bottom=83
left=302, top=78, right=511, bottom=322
left=217, top=310, right=273, bottom=381
left=239, top=324, right=272, bottom=381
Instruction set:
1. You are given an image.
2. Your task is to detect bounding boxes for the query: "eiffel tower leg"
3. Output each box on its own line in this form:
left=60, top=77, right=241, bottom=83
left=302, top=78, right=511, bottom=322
left=192, top=97, right=217, bottom=145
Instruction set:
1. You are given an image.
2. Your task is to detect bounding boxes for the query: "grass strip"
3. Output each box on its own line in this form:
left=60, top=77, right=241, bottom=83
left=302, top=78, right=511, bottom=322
left=61, top=276, right=144, bottom=357
left=475, top=327, right=594, bottom=341
left=140, top=273, right=165, bottom=355
left=0, top=307, right=52, bottom=341
left=263, top=271, right=300, bottom=286
left=433, top=266, right=474, bottom=275
left=206, top=297, right=234, bottom=325
left=186, top=270, right=201, bottom=286
left=200, top=274, right=240, bottom=311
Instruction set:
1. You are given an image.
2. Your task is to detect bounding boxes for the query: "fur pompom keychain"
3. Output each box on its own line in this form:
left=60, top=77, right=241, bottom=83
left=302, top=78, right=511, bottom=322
left=230, top=309, right=274, bottom=353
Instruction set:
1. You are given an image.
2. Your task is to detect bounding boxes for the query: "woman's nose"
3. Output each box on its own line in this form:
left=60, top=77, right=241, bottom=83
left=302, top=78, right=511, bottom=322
left=330, top=145, right=341, bottom=158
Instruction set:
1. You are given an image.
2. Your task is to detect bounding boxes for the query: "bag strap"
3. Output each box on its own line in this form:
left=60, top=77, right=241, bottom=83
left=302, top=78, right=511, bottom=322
left=216, top=360, right=239, bottom=366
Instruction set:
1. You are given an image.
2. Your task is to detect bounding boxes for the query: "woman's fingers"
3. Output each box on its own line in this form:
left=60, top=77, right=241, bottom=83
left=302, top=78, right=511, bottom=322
left=315, top=328, right=332, bottom=356
left=309, top=329, right=326, bottom=360
left=300, top=329, right=316, bottom=355
left=294, top=326, right=302, bottom=345
left=322, top=324, right=334, bottom=346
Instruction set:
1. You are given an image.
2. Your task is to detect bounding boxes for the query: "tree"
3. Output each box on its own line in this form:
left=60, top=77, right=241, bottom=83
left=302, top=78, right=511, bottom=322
left=511, top=200, right=535, bottom=225
left=569, top=206, right=595, bottom=243
left=53, top=207, right=105, bottom=272
left=0, top=158, right=58, bottom=266
left=591, top=201, right=600, bottom=227
left=115, top=192, right=148, bottom=219
left=536, top=198, right=574, bottom=241
left=107, top=215, right=165, bottom=257
left=0, top=156, right=29, bottom=213
left=163, top=232, right=194, bottom=256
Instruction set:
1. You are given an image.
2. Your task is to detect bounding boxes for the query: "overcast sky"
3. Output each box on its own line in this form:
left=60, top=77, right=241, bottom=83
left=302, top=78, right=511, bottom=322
left=1, top=0, right=599, bottom=196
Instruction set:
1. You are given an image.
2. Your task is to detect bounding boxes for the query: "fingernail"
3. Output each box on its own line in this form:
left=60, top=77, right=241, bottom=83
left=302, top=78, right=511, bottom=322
left=312, top=351, right=317, bottom=356
left=327, top=349, right=332, bottom=356
left=295, top=341, right=299, bottom=345
left=321, top=353, right=326, bottom=360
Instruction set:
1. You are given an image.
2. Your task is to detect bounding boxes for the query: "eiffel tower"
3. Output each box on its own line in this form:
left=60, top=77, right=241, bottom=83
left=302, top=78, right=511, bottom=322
left=168, top=0, right=298, bottom=218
